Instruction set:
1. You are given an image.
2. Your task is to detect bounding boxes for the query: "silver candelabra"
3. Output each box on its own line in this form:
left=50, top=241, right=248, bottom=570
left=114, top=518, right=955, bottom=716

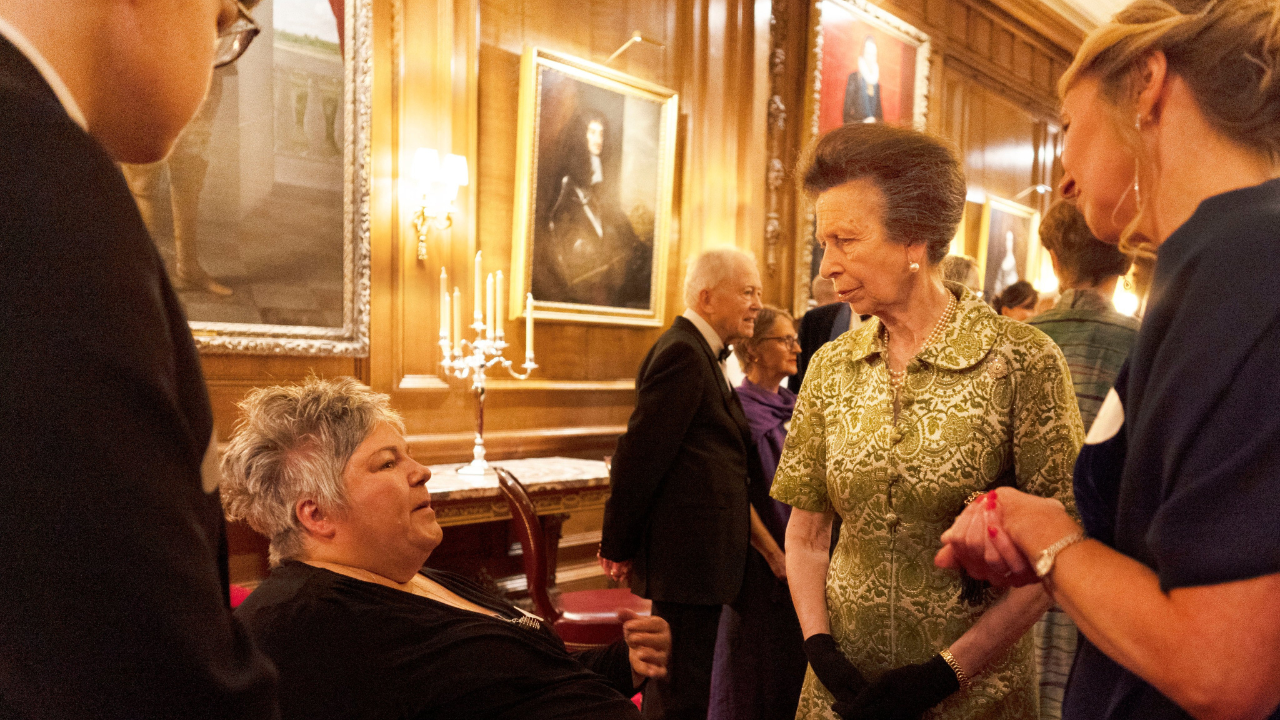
left=438, top=252, right=538, bottom=475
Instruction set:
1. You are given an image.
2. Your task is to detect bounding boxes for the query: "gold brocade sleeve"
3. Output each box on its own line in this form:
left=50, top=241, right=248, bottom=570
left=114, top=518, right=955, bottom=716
left=1011, top=337, right=1085, bottom=520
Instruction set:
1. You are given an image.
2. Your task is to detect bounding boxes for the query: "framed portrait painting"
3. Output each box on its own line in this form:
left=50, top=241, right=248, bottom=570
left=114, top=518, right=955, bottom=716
left=508, top=48, right=679, bottom=327
left=792, top=0, right=932, bottom=315
left=976, top=195, right=1043, bottom=299
left=119, top=0, right=371, bottom=355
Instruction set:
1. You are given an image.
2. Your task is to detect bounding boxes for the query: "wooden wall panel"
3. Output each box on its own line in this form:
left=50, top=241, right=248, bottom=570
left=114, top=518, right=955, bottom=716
left=363, top=0, right=774, bottom=458
left=211, top=0, right=1084, bottom=584
left=769, top=0, right=1079, bottom=299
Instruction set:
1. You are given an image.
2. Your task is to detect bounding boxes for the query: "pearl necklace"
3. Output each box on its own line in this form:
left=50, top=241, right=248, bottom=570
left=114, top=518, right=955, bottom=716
left=885, top=292, right=956, bottom=391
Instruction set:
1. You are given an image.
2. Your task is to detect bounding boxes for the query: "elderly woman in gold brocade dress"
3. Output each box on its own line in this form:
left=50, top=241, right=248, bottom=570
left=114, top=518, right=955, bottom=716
left=771, top=123, right=1084, bottom=720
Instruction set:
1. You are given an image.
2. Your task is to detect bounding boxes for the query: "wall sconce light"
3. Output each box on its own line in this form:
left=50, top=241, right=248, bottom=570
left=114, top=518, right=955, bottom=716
left=412, top=148, right=469, bottom=261
left=1014, top=183, right=1054, bottom=201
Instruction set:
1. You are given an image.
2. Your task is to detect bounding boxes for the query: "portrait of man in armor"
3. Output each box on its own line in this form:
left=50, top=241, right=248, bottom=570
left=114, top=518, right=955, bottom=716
left=528, top=70, right=661, bottom=312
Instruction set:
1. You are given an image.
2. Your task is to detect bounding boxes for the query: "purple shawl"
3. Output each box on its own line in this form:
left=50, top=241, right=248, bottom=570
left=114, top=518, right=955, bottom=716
left=737, top=378, right=797, bottom=540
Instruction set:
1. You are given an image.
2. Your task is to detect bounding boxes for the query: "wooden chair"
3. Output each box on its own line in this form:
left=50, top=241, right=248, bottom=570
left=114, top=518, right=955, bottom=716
left=495, top=466, right=650, bottom=647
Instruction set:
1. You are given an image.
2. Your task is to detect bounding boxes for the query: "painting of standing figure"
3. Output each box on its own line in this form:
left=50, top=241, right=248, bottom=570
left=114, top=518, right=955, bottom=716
left=119, top=0, right=371, bottom=356
left=795, top=0, right=932, bottom=313
left=510, top=48, right=679, bottom=327
left=978, top=196, right=1043, bottom=300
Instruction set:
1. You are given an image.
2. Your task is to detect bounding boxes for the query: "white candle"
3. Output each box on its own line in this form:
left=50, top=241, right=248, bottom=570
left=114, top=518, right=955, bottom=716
left=440, top=268, right=449, bottom=345
left=495, top=270, right=505, bottom=339
left=525, top=292, right=534, bottom=358
left=473, top=251, right=483, bottom=323
left=452, top=287, right=462, bottom=355
left=486, top=273, right=495, bottom=338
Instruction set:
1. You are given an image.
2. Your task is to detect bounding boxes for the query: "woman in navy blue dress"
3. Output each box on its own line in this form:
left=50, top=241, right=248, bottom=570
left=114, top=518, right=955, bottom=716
left=936, top=1, right=1280, bottom=719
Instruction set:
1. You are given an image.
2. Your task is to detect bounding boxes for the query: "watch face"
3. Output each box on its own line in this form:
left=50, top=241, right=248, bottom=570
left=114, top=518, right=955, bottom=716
left=1035, top=553, right=1053, bottom=578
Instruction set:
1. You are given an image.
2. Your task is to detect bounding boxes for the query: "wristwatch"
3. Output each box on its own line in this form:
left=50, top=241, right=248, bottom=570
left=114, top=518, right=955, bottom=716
left=1034, top=532, right=1086, bottom=579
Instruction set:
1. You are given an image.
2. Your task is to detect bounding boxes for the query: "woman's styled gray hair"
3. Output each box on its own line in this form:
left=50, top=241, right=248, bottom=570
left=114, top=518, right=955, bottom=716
left=683, top=246, right=757, bottom=309
left=220, top=376, right=404, bottom=566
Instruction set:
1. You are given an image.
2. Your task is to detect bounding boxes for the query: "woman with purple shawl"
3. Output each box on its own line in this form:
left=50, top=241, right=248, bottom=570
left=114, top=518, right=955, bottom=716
left=709, top=305, right=808, bottom=720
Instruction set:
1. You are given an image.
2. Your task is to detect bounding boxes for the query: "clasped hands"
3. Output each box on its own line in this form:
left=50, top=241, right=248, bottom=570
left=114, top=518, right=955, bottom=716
left=934, top=487, right=1083, bottom=587
left=804, top=634, right=959, bottom=720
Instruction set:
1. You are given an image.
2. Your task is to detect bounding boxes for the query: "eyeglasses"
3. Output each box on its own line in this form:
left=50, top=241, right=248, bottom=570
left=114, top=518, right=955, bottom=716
left=214, top=1, right=261, bottom=69
left=760, top=335, right=800, bottom=348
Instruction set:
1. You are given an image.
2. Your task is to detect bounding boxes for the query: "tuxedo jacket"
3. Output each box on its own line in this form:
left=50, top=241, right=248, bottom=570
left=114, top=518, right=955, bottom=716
left=0, top=36, right=276, bottom=718
left=601, top=316, right=763, bottom=605
left=789, top=301, right=848, bottom=393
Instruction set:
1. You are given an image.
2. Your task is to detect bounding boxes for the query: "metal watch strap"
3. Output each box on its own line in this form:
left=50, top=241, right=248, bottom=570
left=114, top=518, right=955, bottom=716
left=1035, top=532, right=1086, bottom=579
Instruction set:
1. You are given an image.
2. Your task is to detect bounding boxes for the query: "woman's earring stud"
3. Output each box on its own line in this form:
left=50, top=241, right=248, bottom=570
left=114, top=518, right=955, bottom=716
left=909, top=262, right=920, bottom=273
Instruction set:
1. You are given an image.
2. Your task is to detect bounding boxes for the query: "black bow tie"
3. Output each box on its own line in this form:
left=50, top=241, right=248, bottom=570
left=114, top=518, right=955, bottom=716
left=717, top=347, right=732, bottom=363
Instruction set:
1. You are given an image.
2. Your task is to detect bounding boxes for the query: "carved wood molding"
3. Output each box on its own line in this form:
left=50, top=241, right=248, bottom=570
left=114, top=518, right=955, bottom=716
left=406, top=424, right=626, bottom=465
left=396, top=375, right=635, bottom=392
left=764, top=6, right=789, bottom=278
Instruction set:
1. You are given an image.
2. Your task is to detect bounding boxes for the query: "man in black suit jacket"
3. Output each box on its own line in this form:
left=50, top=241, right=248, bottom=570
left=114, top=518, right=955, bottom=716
left=0, top=3, right=276, bottom=717
left=790, top=300, right=849, bottom=393
left=601, top=247, right=764, bottom=720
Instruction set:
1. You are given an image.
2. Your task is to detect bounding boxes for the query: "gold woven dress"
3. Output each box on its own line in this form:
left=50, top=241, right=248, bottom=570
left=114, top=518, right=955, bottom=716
left=772, top=283, right=1084, bottom=720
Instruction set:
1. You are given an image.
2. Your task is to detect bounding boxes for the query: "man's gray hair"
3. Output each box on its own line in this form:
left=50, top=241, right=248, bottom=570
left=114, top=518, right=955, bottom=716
left=220, top=376, right=404, bottom=566
left=683, top=246, right=758, bottom=309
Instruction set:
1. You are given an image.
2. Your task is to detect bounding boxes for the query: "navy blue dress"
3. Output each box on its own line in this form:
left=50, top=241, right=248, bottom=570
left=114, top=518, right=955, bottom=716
left=1064, top=178, right=1280, bottom=720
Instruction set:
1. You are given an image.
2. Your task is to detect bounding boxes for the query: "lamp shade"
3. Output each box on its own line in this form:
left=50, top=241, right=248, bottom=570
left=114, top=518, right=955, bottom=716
left=412, top=148, right=441, bottom=183
left=442, top=154, right=469, bottom=187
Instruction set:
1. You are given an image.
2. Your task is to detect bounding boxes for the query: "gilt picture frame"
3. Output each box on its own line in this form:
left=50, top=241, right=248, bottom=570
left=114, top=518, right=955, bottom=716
left=976, top=195, right=1043, bottom=299
left=121, top=0, right=372, bottom=356
left=508, top=47, right=679, bottom=327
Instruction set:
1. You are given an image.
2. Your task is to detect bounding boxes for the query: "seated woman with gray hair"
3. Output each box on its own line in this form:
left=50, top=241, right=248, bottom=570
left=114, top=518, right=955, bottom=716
left=223, top=376, right=670, bottom=720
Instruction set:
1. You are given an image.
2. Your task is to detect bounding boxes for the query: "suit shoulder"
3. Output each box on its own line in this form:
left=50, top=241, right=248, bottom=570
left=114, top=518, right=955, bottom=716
left=645, top=330, right=706, bottom=371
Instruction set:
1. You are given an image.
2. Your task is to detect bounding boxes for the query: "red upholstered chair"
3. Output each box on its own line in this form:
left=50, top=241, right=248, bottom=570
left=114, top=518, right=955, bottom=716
left=495, top=466, right=650, bottom=648
left=229, top=583, right=253, bottom=608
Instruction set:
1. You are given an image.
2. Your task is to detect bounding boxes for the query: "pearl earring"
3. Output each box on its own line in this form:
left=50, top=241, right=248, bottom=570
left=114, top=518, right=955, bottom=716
left=909, top=262, right=920, bottom=273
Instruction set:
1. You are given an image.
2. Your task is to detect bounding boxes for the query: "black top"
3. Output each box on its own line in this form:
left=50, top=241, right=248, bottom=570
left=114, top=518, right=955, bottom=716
left=0, top=36, right=277, bottom=718
left=1064, top=179, right=1280, bottom=720
left=600, top=315, right=760, bottom=605
left=236, top=562, right=641, bottom=720
left=789, top=302, right=857, bottom=393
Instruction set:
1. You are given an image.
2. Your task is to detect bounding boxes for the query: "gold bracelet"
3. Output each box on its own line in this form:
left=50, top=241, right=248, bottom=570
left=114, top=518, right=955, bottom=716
left=939, top=649, right=972, bottom=690
left=964, top=491, right=984, bottom=506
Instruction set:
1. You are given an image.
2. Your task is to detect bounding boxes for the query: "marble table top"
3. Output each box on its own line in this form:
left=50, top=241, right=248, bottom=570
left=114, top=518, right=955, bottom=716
left=427, top=457, right=610, bottom=502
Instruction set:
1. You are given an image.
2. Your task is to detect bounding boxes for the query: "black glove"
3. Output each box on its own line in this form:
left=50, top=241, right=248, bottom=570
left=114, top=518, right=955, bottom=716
left=832, top=654, right=960, bottom=720
left=803, top=634, right=867, bottom=707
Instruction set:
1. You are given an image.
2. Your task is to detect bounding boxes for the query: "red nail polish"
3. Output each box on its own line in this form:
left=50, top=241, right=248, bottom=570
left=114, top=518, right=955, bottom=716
left=986, top=493, right=997, bottom=507
left=987, top=526, right=997, bottom=538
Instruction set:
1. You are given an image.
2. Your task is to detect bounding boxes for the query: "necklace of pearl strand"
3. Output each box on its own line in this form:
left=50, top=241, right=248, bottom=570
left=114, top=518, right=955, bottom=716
left=885, top=291, right=956, bottom=391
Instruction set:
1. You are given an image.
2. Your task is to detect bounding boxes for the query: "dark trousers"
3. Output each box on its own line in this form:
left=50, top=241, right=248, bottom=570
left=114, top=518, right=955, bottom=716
left=643, top=601, right=723, bottom=720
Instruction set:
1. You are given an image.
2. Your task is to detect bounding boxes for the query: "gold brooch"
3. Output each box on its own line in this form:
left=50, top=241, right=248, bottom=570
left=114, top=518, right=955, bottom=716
left=987, top=356, right=1009, bottom=379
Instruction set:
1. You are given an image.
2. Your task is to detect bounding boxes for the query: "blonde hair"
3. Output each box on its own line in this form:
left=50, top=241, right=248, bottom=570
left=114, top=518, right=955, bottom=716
left=1059, top=0, right=1280, bottom=254
left=220, top=376, right=404, bottom=566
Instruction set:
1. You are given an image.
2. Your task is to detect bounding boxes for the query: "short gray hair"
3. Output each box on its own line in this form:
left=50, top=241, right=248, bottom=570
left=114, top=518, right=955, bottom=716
left=683, top=247, right=757, bottom=309
left=220, top=376, right=404, bottom=566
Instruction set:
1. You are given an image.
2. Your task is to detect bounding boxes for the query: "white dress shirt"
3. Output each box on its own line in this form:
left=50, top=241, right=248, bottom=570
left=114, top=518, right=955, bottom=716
left=682, top=308, right=737, bottom=389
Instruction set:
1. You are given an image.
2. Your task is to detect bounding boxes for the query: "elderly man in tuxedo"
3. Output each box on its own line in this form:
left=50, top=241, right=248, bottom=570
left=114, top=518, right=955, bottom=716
left=0, top=1, right=276, bottom=717
left=600, top=247, right=765, bottom=719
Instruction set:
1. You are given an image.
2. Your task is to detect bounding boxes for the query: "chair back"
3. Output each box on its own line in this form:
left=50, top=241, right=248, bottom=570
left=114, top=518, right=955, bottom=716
left=494, top=467, right=561, bottom=623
